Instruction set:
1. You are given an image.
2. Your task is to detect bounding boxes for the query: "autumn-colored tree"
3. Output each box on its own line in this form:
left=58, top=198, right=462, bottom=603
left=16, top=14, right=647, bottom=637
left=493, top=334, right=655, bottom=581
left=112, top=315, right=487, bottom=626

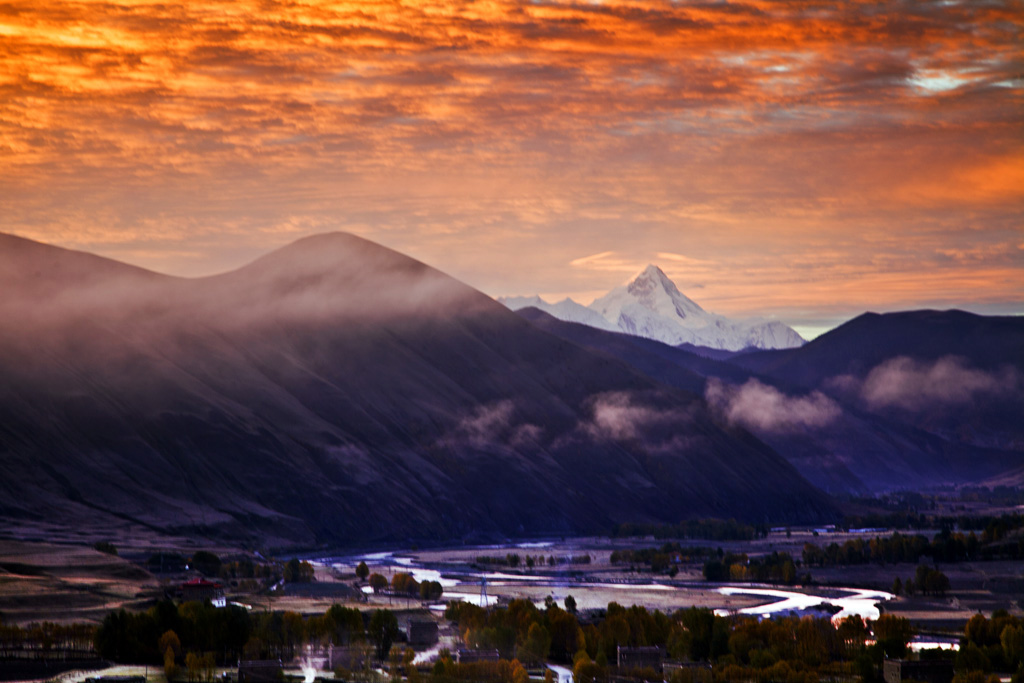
left=392, top=572, right=419, bottom=595
left=419, top=580, right=444, bottom=601
left=873, top=614, right=912, bottom=658
left=369, top=573, right=388, bottom=594
left=201, top=653, right=216, bottom=682
left=1003, top=624, right=1024, bottom=669
left=164, top=647, right=178, bottom=680
left=518, top=623, right=551, bottom=665
left=160, top=629, right=182, bottom=658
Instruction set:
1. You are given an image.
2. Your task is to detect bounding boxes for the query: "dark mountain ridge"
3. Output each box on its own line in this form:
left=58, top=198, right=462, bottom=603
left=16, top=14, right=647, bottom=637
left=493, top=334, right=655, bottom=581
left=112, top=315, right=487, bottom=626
left=733, top=310, right=1024, bottom=453
left=0, top=232, right=834, bottom=547
left=516, top=307, right=1023, bottom=495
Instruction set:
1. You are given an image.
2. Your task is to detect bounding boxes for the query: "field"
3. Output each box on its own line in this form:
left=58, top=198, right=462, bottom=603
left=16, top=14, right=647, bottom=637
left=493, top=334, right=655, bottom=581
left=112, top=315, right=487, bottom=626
left=1, top=530, right=1020, bottom=632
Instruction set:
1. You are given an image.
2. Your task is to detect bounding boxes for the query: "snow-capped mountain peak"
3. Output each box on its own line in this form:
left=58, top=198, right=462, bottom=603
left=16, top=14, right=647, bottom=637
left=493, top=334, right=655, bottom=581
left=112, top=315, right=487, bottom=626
left=497, top=294, right=620, bottom=332
left=594, top=264, right=707, bottom=325
left=500, top=264, right=804, bottom=352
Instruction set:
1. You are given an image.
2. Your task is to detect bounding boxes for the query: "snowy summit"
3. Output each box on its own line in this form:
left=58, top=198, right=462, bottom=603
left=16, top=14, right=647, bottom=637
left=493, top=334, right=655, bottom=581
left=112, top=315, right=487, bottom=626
left=500, top=265, right=804, bottom=351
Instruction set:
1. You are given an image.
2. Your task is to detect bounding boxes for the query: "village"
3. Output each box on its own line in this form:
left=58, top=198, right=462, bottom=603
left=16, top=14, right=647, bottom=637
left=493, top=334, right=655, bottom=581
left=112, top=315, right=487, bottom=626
left=2, top=512, right=1023, bottom=683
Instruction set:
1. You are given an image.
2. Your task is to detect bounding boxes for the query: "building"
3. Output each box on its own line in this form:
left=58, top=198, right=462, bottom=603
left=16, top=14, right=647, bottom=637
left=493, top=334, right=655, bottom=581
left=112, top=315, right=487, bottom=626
left=237, top=660, right=282, bottom=683
left=882, top=659, right=954, bottom=683
left=616, top=646, right=663, bottom=672
left=406, top=620, right=439, bottom=647
left=455, top=649, right=500, bottom=663
left=181, top=578, right=226, bottom=607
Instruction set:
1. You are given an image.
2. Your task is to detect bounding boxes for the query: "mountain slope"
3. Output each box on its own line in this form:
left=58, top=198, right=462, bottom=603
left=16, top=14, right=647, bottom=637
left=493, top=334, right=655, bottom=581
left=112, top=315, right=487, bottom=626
left=498, top=295, right=620, bottom=332
left=733, top=310, right=1024, bottom=452
left=516, top=308, right=1022, bottom=494
left=0, top=232, right=834, bottom=546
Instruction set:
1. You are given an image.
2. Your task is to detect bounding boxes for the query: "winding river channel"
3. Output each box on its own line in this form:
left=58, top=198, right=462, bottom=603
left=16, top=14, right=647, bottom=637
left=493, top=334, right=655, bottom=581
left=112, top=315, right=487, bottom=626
left=321, top=548, right=895, bottom=625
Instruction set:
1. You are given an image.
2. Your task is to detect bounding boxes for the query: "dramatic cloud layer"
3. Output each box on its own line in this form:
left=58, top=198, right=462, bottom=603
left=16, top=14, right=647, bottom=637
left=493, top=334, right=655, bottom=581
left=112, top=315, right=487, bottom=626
left=706, top=378, right=841, bottom=433
left=1, top=0, right=1020, bottom=331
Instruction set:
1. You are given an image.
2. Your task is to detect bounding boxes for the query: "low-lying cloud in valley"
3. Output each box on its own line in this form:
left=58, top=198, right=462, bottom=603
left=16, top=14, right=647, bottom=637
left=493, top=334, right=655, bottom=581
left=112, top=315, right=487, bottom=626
left=839, top=355, right=1021, bottom=411
left=584, top=392, right=688, bottom=442
left=449, top=400, right=543, bottom=449
left=705, top=378, right=841, bottom=433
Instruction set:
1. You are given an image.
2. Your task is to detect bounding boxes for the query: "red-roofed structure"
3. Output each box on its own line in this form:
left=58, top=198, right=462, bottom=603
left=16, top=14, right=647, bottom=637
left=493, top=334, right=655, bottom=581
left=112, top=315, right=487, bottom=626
left=181, top=578, right=225, bottom=605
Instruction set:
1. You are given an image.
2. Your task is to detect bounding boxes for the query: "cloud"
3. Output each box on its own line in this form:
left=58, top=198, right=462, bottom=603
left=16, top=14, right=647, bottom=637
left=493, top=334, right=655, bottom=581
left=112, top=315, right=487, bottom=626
left=570, top=252, right=644, bottom=274
left=583, top=391, right=692, bottom=442
left=447, top=400, right=543, bottom=448
left=855, top=356, right=1020, bottom=411
left=456, top=400, right=515, bottom=444
left=705, top=378, right=841, bottom=433
left=0, top=0, right=1020, bottom=327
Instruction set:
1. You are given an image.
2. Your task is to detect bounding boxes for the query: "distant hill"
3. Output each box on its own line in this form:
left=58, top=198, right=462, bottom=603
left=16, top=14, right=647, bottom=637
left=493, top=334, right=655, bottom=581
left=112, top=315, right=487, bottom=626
left=0, top=232, right=834, bottom=547
left=516, top=307, right=1023, bottom=495
left=500, top=265, right=804, bottom=351
left=733, top=310, right=1024, bottom=453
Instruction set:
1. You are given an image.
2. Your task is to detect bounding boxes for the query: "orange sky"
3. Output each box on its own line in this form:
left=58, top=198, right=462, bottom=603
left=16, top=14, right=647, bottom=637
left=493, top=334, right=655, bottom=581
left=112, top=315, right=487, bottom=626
left=1, top=0, right=1021, bottom=336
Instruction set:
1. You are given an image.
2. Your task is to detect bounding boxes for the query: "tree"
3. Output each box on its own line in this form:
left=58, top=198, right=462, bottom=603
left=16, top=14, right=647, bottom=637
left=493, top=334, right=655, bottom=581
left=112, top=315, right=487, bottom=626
left=1003, top=625, right=1024, bottom=670
left=892, top=577, right=902, bottom=596
left=159, top=630, right=182, bottom=659
left=191, top=551, right=221, bottom=578
left=781, top=560, right=796, bottom=585
left=356, top=562, right=369, bottom=581
left=185, top=652, right=200, bottom=682
left=564, top=596, right=577, bottom=614
left=369, top=610, right=400, bottom=661
left=518, top=623, right=551, bottom=665
left=369, top=573, right=388, bottom=594
left=419, top=581, right=443, bottom=601
left=164, top=647, right=178, bottom=680
left=391, top=572, right=419, bottom=595
left=925, top=569, right=951, bottom=596
left=284, top=558, right=315, bottom=583
left=326, top=604, right=365, bottom=644
left=837, top=615, right=868, bottom=657
left=873, top=615, right=912, bottom=658
left=201, top=653, right=216, bottom=682
left=956, top=642, right=991, bottom=675
left=547, top=608, right=580, bottom=662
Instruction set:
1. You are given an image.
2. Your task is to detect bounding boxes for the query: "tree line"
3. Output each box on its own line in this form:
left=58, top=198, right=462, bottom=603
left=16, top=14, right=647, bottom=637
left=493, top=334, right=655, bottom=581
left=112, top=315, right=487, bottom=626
left=366, top=572, right=444, bottom=601
left=702, top=551, right=801, bottom=585
left=0, top=621, right=96, bottom=659
left=94, top=600, right=380, bottom=666
left=801, top=526, right=1022, bottom=568
left=474, top=554, right=591, bottom=568
left=609, top=544, right=718, bottom=573
left=446, top=598, right=1022, bottom=683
